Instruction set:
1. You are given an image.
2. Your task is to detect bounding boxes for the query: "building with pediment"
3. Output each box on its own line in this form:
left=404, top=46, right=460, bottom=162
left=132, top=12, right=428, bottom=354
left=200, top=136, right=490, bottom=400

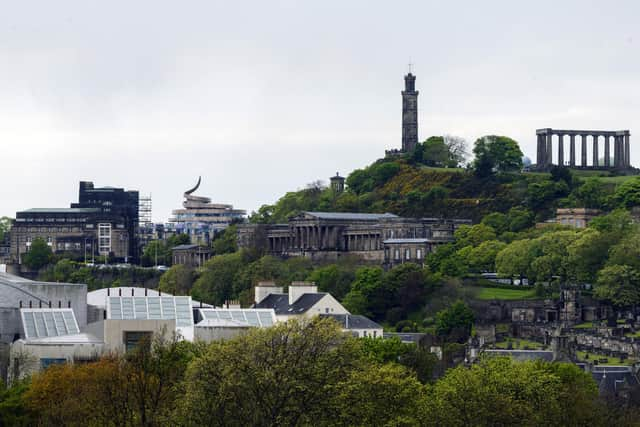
left=237, top=211, right=469, bottom=266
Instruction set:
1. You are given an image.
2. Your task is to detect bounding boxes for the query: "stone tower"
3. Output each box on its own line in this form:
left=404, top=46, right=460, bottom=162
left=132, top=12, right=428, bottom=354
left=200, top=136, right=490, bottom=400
left=330, top=172, right=345, bottom=194
left=401, top=73, right=419, bottom=152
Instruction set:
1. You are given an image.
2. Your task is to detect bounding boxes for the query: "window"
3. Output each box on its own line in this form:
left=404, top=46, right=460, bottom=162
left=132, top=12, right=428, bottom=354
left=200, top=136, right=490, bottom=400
left=124, top=331, right=152, bottom=352
left=40, top=358, right=66, bottom=370
left=405, top=249, right=411, bottom=260
left=325, top=308, right=330, bottom=313
left=394, top=249, right=400, bottom=260
left=98, top=223, right=112, bottom=254
left=416, top=249, right=423, bottom=259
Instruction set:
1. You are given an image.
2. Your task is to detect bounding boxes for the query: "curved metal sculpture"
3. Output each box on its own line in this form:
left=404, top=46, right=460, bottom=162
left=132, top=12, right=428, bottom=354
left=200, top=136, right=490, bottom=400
left=185, top=176, right=202, bottom=195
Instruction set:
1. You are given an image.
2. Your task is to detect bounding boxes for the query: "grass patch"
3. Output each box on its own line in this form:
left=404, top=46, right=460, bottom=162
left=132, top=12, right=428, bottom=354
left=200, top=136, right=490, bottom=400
left=475, top=287, right=539, bottom=300
left=419, top=166, right=466, bottom=173
left=494, top=338, right=545, bottom=350
left=625, top=330, right=640, bottom=338
left=573, top=322, right=595, bottom=329
left=576, top=350, right=636, bottom=366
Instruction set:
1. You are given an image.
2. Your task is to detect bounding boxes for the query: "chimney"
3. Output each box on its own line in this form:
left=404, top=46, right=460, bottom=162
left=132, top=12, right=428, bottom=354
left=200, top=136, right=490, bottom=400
left=288, top=281, right=318, bottom=305
left=255, top=281, right=284, bottom=305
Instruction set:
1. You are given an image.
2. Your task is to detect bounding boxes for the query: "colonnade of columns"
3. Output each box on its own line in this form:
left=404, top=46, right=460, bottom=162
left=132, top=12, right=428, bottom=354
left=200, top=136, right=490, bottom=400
left=343, top=233, right=382, bottom=251
left=267, top=226, right=384, bottom=252
left=536, top=129, right=631, bottom=169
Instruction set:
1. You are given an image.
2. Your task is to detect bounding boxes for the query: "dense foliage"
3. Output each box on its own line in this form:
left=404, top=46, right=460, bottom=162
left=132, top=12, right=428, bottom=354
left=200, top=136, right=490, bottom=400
left=4, top=318, right=631, bottom=427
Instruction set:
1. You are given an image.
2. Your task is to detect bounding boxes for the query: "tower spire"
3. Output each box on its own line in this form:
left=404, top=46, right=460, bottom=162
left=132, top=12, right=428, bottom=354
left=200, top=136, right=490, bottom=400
left=401, top=71, right=419, bottom=152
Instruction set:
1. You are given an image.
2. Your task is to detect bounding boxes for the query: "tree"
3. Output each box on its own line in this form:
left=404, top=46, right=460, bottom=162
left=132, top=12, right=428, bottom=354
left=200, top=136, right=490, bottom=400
left=422, top=136, right=450, bottom=167
left=481, top=212, right=508, bottom=235
left=212, top=225, right=238, bottom=255
left=594, top=265, right=640, bottom=308
left=443, top=135, right=468, bottom=167
left=454, top=223, right=496, bottom=248
left=330, top=363, right=423, bottom=426
left=435, top=301, right=474, bottom=342
left=574, top=178, right=608, bottom=209
left=158, top=264, right=195, bottom=295
left=177, top=317, right=364, bottom=426
left=472, top=135, right=523, bottom=176
left=22, top=238, right=52, bottom=270
left=341, top=266, right=385, bottom=319
left=566, top=228, right=611, bottom=283
left=306, top=263, right=356, bottom=301
left=495, top=238, right=535, bottom=281
left=191, top=252, right=245, bottom=305
left=421, top=357, right=599, bottom=426
left=0, top=216, right=12, bottom=243
left=466, top=240, right=507, bottom=272
left=614, top=176, right=640, bottom=207
left=506, top=206, right=534, bottom=232
left=0, top=379, right=33, bottom=426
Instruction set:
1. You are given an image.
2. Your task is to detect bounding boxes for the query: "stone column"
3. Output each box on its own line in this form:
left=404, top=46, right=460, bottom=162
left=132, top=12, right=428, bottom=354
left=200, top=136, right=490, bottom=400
left=546, top=132, right=553, bottom=165
left=537, top=134, right=545, bottom=167
left=558, top=134, right=564, bottom=166
left=569, top=134, right=575, bottom=167
left=581, top=135, right=587, bottom=167
left=625, top=133, right=630, bottom=167
left=593, top=135, right=599, bottom=167
left=604, top=135, right=610, bottom=167
left=615, top=136, right=622, bottom=168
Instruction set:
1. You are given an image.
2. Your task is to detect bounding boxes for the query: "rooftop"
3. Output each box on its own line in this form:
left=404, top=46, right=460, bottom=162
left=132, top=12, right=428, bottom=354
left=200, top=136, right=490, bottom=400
left=303, top=212, right=398, bottom=221
left=254, top=292, right=327, bottom=315
left=19, top=208, right=101, bottom=214
left=319, top=314, right=382, bottom=330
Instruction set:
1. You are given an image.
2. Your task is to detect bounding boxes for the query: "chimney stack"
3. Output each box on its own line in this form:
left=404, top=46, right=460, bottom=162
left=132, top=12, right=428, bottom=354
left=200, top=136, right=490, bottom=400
left=254, top=281, right=283, bottom=305
left=288, top=282, right=318, bottom=305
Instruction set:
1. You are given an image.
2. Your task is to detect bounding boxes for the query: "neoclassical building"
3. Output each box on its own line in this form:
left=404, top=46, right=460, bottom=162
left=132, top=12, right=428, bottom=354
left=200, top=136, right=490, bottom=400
left=237, top=212, right=470, bottom=266
left=535, top=128, right=632, bottom=170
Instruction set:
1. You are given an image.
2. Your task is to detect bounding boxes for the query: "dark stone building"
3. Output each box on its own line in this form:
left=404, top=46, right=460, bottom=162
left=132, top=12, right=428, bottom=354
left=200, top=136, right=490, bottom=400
left=401, top=73, right=419, bottom=153
left=237, top=211, right=469, bottom=266
left=10, top=181, right=139, bottom=264
left=171, top=244, right=211, bottom=267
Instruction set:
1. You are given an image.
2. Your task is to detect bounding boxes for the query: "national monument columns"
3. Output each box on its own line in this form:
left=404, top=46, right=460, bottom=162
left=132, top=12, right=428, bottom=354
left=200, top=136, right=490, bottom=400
left=535, top=128, right=631, bottom=170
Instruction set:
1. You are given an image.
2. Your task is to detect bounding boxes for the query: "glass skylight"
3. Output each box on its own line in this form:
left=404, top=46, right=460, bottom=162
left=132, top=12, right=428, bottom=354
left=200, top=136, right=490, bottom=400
left=108, top=296, right=194, bottom=327
left=198, top=308, right=275, bottom=327
left=21, top=309, right=80, bottom=339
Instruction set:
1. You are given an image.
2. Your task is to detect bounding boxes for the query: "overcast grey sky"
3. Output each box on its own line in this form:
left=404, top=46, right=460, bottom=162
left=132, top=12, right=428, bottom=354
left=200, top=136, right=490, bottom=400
left=1, top=1, right=640, bottom=221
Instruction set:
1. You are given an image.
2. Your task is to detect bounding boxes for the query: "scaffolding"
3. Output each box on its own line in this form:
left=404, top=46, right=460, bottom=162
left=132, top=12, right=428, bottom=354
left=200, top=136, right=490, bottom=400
left=139, top=194, right=153, bottom=227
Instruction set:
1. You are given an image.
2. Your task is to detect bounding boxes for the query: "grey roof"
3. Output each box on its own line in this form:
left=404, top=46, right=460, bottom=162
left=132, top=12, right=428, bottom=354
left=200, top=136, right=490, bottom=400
left=254, top=293, right=326, bottom=315
left=383, top=332, right=427, bottom=344
left=19, top=208, right=100, bottom=214
left=88, top=287, right=213, bottom=309
left=383, top=238, right=431, bottom=244
left=483, top=349, right=554, bottom=362
left=0, top=272, right=83, bottom=307
left=589, top=366, right=640, bottom=395
left=304, top=212, right=398, bottom=221
left=320, top=314, right=382, bottom=330
left=171, top=244, right=200, bottom=251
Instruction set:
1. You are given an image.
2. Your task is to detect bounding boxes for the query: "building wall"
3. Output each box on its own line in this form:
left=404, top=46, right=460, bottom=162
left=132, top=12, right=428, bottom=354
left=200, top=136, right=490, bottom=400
left=20, top=282, right=88, bottom=327
left=8, top=340, right=104, bottom=382
left=194, top=326, right=249, bottom=342
left=102, top=319, right=175, bottom=353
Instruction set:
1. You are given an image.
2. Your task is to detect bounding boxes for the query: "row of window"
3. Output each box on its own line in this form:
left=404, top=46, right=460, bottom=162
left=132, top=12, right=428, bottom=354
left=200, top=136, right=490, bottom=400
left=387, top=248, right=424, bottom=261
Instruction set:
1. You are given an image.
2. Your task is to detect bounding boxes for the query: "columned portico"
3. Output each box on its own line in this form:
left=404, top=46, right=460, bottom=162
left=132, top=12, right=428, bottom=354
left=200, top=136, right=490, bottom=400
left=536, top=128, right=631, bottom=170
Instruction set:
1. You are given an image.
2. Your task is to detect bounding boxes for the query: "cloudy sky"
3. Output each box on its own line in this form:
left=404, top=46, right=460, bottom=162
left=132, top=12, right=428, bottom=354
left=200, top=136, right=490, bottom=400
left=1, top=1, right=639, bottom=221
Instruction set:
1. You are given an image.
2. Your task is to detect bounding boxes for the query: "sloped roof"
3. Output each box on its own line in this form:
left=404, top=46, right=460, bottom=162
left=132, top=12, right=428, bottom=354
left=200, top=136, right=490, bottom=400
left=320, top=314, right=382, bottom=330
left=590, top=366, right=640, bottom=395
left=254, top=293, right=327, bottom=315
left=304, top=212, right=398, bottom=221
left=0, top=272, right=82, bottom=308
left=383, top=238, right=431, bottom=244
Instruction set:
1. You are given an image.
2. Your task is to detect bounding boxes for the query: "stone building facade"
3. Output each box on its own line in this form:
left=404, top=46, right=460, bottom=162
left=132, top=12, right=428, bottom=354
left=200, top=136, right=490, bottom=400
left=237, top=212, right=470, bottom=265
left=10, top=181, right=139, bottom=264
